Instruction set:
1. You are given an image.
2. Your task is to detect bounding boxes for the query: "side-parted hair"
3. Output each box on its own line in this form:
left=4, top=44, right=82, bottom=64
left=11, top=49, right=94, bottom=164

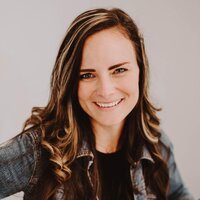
left=24, top=8, right=169, bottom=200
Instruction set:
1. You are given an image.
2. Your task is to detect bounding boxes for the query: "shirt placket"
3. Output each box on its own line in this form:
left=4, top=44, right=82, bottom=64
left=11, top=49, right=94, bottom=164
left=87, top=158, right=100, bottom=200
left=130, top=161, right=148, bottom=200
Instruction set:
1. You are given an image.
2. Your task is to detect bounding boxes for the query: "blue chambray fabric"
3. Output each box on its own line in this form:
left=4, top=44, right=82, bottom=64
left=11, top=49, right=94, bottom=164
left=0, top=128, right=195, bottom=200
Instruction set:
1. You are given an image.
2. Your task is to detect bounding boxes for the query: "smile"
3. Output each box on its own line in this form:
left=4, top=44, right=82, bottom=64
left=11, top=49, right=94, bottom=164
left=95, top=99, right=123, bottom=108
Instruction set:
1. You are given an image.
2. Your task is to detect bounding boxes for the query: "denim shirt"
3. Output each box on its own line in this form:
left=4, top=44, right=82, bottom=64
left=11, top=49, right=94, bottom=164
left=0, top=127, right=195, bottom=200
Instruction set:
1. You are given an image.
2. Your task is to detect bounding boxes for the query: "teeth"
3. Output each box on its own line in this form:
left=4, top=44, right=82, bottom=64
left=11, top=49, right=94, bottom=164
left=96, top=99, right=121, bottom=108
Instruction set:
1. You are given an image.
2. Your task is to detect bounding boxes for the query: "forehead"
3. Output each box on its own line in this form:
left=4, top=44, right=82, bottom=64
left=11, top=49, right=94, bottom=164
left=84, top=26, right=133, bottom=47
left=81, top=27, right=137, bottom=68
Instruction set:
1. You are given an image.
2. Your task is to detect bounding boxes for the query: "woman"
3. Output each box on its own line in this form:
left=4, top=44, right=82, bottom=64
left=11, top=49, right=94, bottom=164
left=0, top=8, right=194, bottom=200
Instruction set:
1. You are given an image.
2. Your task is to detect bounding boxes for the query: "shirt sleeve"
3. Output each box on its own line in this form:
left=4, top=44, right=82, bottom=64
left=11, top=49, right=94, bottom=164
left=0, top=128, right=42, bottom=199
left=160, top=132, right=195, bottom=200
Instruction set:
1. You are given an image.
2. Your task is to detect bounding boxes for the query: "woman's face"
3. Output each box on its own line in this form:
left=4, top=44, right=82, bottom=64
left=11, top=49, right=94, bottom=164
left=78, top=27, right=139, bottom=130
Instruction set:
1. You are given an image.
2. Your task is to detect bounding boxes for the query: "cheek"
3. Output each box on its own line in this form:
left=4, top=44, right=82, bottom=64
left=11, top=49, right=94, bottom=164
left=78, top=82, right=91, bottom=103
left=122, top=74, right=139, bottom=94
left=126, top=80, right=140, bottom=105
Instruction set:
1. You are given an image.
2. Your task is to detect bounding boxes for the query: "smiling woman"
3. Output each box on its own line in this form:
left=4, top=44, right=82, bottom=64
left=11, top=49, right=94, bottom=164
left=0, top=8, right=194, bottom=200
left=78, top=27, right=140, bottom=139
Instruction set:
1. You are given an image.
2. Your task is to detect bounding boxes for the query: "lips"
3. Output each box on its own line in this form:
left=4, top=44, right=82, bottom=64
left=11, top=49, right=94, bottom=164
left=95, top=99, right=123, bottom=108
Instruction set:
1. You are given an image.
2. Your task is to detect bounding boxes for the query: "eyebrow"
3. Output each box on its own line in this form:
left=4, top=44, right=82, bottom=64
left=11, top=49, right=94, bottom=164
left=80, top=62, right=130, bottom=72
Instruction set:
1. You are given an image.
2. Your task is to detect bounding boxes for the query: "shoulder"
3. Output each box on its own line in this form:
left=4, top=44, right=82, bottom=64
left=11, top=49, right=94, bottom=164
left=158, top=130, right=174, bottom=163
left=159, top=129, right=173, bottom=149
left=20, top=126, right=42, bottom=147
left=0, top=126, right=44, bottom=198
left=158, top=133, right=195, bottom=199
left=0, top=126, right=42, bottom=157
left=0, top=126, right=42, bottom=150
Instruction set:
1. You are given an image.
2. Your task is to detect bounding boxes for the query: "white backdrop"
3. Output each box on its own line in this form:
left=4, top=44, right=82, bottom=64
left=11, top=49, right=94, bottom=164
left=0, top=0, right=199, bottom=199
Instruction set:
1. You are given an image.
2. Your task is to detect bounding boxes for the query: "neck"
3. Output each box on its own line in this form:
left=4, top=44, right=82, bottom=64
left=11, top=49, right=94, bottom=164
left=92, top=122, right=124, bottom=153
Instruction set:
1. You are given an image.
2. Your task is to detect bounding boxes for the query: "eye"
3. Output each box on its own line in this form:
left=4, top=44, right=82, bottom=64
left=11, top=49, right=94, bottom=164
left=80, top=73, right=95, bottom=80
left=113, top=68, right=128, bottom=75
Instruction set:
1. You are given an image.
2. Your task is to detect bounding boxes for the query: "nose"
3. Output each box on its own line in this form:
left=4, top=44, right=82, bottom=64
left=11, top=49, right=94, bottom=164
left=96, top=75, right=115, bottom=98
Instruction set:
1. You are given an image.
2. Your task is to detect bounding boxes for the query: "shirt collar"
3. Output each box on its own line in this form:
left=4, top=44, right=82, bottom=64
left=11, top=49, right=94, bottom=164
left=77, top=140, right=154, bottom=164
left=77, top=140, right=94, bottom=159
left=140, top=145, right=154, bottom=163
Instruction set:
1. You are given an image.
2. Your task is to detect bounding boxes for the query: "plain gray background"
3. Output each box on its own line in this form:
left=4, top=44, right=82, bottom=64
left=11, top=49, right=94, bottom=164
left=0, top=0, right=199, bottom=199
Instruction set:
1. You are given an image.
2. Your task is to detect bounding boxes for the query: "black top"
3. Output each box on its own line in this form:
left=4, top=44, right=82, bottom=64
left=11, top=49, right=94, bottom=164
left=96, top=148, right=133, bottom=200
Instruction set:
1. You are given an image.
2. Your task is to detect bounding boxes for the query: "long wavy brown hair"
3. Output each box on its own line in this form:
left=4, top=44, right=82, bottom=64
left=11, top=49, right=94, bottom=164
left=23, top=8, right=169, bottom=199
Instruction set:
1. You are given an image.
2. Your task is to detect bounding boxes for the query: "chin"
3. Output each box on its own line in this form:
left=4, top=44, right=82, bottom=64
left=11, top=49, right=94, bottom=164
left=96, top=117, right=125, bottom=127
